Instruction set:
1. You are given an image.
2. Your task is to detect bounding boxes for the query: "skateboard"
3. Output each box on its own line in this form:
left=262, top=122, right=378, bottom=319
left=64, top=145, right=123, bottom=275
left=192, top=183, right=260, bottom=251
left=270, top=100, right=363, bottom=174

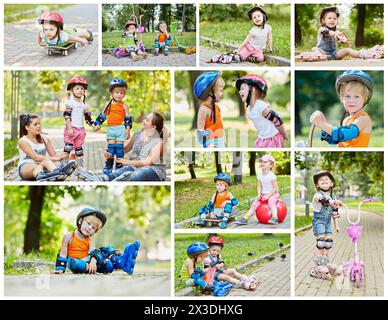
left=47, top=42, right=79, bottom=56
left=295, top=52, right=328, bottom=62
left=193, top=209, right=240, bottom=228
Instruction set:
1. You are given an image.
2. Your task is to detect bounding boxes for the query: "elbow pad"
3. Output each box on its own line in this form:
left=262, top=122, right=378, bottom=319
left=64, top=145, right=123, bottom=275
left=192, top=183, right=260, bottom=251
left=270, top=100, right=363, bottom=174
left=94, top=113, right=106, bottom=126
left=166, top=37, right=171, bottom=46
left=55, top=254, right=68, bottom=272
left=84, top=112, right=93, bottom=126
left=206, top=201, right=215, bottom=212
left=63, top=110, right=72, bottom=121
left=264, top=109, right=283, bottom=127
left=124, top=116, right=133, bottom=129
left=321, top=124, right=359, bottom=144
left=318, top=197, right=331, bottom=207
left=196, top=130, right=211, bottom=147
left=230, top=198, right=238, bottom=206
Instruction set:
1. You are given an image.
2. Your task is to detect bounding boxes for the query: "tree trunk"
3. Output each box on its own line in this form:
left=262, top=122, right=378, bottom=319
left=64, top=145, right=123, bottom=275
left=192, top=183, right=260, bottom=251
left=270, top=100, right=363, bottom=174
left=189, top=71, right=202, bottom=130
left=215, top=152, right=222, bottom=174
left=23, top=186, right=45, bottom=254
left=181, top=4, right=186, bottom=36
left=188, top=152, right=196, bottom=179
left=249, top=152, right=257, bottom=176
left=238, top=97, right=247, bottom=121
left=233, top=152, right=243, bottom=184
left=295, top=8, right=302, bottom=47
left=295, top=101, right=302, bottom=135
left=355, top=4, right=366, bottom=47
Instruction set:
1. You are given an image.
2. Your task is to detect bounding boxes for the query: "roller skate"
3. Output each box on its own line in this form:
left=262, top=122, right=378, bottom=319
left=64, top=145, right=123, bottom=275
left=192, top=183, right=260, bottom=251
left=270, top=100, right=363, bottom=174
left=325, top=257, right=342, bottom=276
left=243, top=275, right=260, bottom=290
left=309, top=256, right=331, bottom=280
left=121, top=240, right=141, bottom=275
left=103, top=158, right=114, bottom=175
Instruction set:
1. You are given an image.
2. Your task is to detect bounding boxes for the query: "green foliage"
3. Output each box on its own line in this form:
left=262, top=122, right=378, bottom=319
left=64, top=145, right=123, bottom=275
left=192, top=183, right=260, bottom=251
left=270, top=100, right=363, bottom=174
left=4, top=4, right=71, bottom=24
left=174, top=233, right=290, bottom=290
left=295, top=216, right=313, bottom=230
left=4, top=138, right=18, bottom=160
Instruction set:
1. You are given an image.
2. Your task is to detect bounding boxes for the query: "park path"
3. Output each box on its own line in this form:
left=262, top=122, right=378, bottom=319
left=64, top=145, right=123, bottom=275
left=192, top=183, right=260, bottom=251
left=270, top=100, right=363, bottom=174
left=199, top=46, right=263, bottom=67
left=102, top=52, right=196, bottom=67
left=295, top=58, right=384, bottom=67
left=295, top=208, right=384, bottom=297
left=5, top=271, right=170, bottom=296
left=4, top=4, right=98, bottom=67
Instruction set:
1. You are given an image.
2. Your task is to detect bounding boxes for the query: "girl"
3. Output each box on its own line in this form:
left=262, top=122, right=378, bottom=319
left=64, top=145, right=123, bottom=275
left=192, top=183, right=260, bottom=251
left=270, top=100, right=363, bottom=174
left=55, top=207, right=140, bottom=275
left=94, top=78, right=132, bottom=174
left=236, top=154, right=280, bottom=225
left=310, top=70, right=373, bottom=148
left=38, top=11, right=93, bottom=47
left=312, top=6, right=383, bottom=60
left=17, top=114, right=77, bottom=181
left=233, top=6, right=272, bottom=63
left=122, top=20, right=147, bottom=61
left=194, top=71, right=225, bottom=148
left=153, top=21, right=171, bottom=56
left=236, top=74, right=288, bottom=148
left=63, top=76, right=95, bottom=172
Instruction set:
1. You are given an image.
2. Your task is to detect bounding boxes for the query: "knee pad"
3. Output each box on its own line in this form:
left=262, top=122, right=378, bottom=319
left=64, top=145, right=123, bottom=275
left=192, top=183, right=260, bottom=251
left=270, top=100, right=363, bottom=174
left=107, top=144, right=115, bottom=157
left=98, top=259, right=114, bottom=274
left=224, top=203, right=233, bottom=214
left=75, top=147, right=83, bottom=157
left=115, top=144, right=124, bottom=158
left=68, top=258, right=87, bottom=273
left=64, top=143, right=74, bottom=153
left=316, top=237, right=326, bottom=249
left=100, top=246, right=118, bottom=258
left=89, top=249, right=104, bottom=264
left=324, top=238, right=333, bottom=249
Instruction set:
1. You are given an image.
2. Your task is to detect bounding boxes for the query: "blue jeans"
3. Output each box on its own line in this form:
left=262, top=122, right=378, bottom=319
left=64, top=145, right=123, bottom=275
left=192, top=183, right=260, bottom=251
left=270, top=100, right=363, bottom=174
left=312, top=207, right=333, bottom=237
left=106, top=165, right=161, bottom=181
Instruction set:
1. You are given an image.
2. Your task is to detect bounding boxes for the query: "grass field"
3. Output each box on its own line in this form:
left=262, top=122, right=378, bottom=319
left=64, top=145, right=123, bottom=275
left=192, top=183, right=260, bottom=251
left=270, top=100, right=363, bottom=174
left=5, top=4, right=71, bottom=24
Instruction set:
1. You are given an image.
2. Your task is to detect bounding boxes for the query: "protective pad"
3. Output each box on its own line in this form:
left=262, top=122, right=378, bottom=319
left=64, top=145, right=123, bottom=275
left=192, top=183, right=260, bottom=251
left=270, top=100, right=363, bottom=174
left=75, top=147, right=83, bottom=157
left=63, top=110, right=72, bottom=120
left=264, top=109, right=283, bottom=127
left=84, top=112, right=93, bottom=126
left=124, top=116, right=132, bottom=129
left=55, top=254, right=68, bottom=271
left=321, top=124, right=359, bottom=144
left=224, top=203, right=233, bottom=214
left=64, top=143, right=74, bottom=153
left=115, top=144, right=124, bottom=158
left=316, top=237, right=326, bottom=249
left=324, top=238, right=334, bottom=249
left=231, top=198, right=238, bottom=206
left=68, top=258, right=88, bottom=273
left=107, top=144, right=116, bottom=157
left=94, top=113, right=106, bottom=126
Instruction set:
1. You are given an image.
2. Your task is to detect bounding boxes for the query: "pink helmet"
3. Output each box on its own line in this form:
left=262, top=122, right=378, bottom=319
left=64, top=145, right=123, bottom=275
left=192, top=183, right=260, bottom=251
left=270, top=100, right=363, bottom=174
left=38, top=11, right=64, bottom=30
left=260, top=154, right=275, bottom=163
left=236, top=74, right=268, bottom=97
left=67, top=76, right=88, bottom=91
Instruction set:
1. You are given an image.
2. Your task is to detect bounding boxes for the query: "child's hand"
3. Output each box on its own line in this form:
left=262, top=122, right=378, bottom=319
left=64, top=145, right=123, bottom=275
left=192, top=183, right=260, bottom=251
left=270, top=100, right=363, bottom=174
left=67, top=128, right=75, bottom=137
left=335, top=225, right=341, bottom=233
left=104, top=151, right=113, bottom=159
left=309, top=111, right=327, bottom=127
left=88, top=259, right=97, bottom=274
left=216, top=263, right=223, bottom=270
left=125, top=129, right=130, bottom=139
left=81, top=39, right=88, bottom=46
left=210, top=212, right=216, bottom=219
left=282, top=131, right=289, bottom=141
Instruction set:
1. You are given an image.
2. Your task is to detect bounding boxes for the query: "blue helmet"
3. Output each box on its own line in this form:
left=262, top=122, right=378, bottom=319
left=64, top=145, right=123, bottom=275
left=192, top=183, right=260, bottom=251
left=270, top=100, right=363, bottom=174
left=335, top=70, right=374, bottom=103
left=193, top=71, right=221, bottom=100
left=187, top=242, right=209, bottom=258
left=109, top=78, right=128, bottom=92
left=214, top=173, right=231, bottom=186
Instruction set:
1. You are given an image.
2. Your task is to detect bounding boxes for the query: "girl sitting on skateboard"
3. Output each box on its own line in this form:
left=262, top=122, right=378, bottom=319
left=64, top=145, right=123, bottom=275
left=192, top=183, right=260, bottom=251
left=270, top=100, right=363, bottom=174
left=153, top=21, right=172, bottom=56
left=197, top=173, right=238, bottom=229
left=204, top=236, right=259, bottom=290
left=38, top=11, right=93, bottom=47
left=310, top=70, right=373, bottom=148
left=17, top=114, right=78, bottom=181
left=236, top=74, right=288, bottom=147
left=122, top=20, right=148, bottom=61
left=236, top=154, right=280, bottom=225
left=55, top=207, right=140, bottom=275
left=309, top=171, right=342, bottom=280
left=311, top=6, right=383, bottom=60
left=193, top=71, right=225, bottom=148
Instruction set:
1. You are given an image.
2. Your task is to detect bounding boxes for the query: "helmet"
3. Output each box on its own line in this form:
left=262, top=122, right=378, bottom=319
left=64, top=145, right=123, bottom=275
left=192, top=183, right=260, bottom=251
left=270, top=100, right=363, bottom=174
left=247, top=6, right=268, bottom=22
left=125, top=20, right=137, bottom=29
left=214, top=173, right=231, bottom=186
left=158, top=20, right=168, bottom=31
left=109, top=78, right=128, bottom=92
left=320, top=6, right=339, bottom=21
left=335, top=70, right=374, bottom=103
left=38, top=11, right=64, bottom=30
left=193, top=71, right=221, bottom=100
left=187, top=242, right=209, bottom=258
left=313, top=170, right=336, bottom=188
left=236, top=74, right=268, bottom=97
left=207, top=236, right=224, bottom=248
left=260, top=154, right=275, bottom=163
left=67, top=76, right=88, bottom=91
left=76, top=207, right=107, bottom=229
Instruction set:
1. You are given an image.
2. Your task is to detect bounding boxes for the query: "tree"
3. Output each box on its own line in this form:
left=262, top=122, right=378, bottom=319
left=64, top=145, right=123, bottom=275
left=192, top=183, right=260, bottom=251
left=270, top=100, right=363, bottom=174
left=232, top=152, right=243, bottom=184
left=188, top=152, right=197, bottom=179
left=249, top=152, right=257, bottom=176
left=215, top=152, right=222, bottom=174
left=355, top=4, right=366, bottom=47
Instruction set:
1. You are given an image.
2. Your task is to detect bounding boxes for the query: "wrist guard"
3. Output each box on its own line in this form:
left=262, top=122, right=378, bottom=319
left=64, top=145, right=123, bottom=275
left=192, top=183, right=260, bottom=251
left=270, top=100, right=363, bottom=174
left=94, top=113, right=106, bottom=126
left=124, top=115, right=133, bottom=129
left=55, top=254, right=68, bottom=271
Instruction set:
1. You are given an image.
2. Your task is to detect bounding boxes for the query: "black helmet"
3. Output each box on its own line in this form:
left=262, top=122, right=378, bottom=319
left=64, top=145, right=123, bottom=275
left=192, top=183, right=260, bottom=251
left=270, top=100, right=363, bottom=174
left=320, top=6, right=339, bottom=22
left=313, top=170, right=336, bottom=188
left=76, top=207, right=107, bottom=229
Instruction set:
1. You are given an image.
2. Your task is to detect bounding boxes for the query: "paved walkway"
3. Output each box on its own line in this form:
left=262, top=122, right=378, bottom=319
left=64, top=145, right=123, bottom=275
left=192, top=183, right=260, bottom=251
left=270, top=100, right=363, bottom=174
left=102, top=52, right=196, bottom=67
left=4, top=4, right=98, bottom=67
left=295, top=208, right=384, bottom=297
left=295, top=57, right=384, bottom=67
left=5, top=271, right=170, bottom=296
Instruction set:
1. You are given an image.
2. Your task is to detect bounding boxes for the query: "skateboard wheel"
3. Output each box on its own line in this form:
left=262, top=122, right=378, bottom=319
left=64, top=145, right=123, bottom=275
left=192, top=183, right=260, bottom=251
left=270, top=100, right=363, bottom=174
left=48, top=49, right=52, bottom=56
left=207, top=222, right=212, bottom=227
left=64, top=50, right=68, bottom=56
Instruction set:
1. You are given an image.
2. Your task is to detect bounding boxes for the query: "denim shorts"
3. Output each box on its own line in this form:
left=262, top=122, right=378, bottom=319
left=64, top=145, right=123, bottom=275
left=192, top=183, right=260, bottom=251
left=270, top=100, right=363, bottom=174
left=204, top=137, right=225, bottom=148
left=18, top=162, right=35, bottom=180
left=107, top=125, right=126, bottom=141
left=312, top=210, right=332, bottom=236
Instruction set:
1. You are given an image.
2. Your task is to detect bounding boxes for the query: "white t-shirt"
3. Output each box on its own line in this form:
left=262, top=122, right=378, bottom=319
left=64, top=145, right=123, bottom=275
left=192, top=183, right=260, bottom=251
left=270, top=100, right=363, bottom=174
left=249, top=24, right=272, bottom=50
left=312, top=190, right=336, bottom=212
left=258, top=171, right=277, bottom=194
left=247, top=100, right=279, bottom=139
left=65, top=96, right=89, bottom=128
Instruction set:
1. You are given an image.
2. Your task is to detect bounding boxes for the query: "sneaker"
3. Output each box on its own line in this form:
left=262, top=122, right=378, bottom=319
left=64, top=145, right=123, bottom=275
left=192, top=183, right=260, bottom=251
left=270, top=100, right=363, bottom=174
left=57, top=160, right=78, bottom=179
left=220, top=220, right=227, bottom=229
left=235, top=217, right=248, bottom=225
left=268, top=217, right=279, bottom=225
left=122, top=240, right=141, bottom=275
left=153, top=48, right=159, bottom=56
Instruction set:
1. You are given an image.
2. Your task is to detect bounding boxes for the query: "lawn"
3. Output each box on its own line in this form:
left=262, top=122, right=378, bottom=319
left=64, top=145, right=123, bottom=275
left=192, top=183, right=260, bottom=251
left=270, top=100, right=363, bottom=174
left=174, top=233, right=290, bottom=291
left=5, top=4, right=71, bottom=24
left=102, top=31, right=196, bottom=49
left=4, top=138, right=18, bottom=161
left=175, top=174, right=290, bottom=223
left=200, top=19, right=290, bottom=58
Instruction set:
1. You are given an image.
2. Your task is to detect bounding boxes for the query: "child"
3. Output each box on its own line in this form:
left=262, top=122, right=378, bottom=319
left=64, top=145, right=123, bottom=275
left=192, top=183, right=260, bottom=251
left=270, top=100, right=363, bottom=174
left=55, top=207, right=140, bottom=275
left=204, top=236, right=259, bottom=290
left=122, top=20, right=147, bottom=61
left=38, top=11, right=93, bottom=47
left=236, top=74, right=287, bottom=147
left=236, top=154, right=280, bottom=225
left=62, top=76, right=95, bottom=172
left=197, top=173, right=238, bottom=229
left=312, top=6, right=383, bottom=60
left=193, top=71, right=225, bottom=148
left=233, top=6, right=272, bottom=63
left=310, top=70, right=373, bottom=148
left=310, top=171, right=342, bottom=279
left=153, top=21, right=171, bottom=56
left=94, top=78, right=133, bottom=174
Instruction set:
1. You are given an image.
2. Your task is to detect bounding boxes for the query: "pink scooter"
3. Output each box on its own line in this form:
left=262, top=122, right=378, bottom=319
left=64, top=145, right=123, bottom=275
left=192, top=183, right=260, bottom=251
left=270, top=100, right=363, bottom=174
left=342, top=199, right=371, bottom=288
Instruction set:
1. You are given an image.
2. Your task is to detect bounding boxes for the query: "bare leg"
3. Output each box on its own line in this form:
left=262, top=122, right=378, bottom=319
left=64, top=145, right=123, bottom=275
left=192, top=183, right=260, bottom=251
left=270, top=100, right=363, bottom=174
left=217, top=273, right=239, bottom=285
left=336, top=48, right=360, bottom=59
left=40, top=157, right=57, bottom=172
left=20, top=163, right=43, bottom=180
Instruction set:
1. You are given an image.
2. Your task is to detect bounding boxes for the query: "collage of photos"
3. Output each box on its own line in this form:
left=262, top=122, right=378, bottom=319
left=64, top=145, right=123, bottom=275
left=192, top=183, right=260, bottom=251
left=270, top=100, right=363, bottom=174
left=0, top=1, right=385, bottom=303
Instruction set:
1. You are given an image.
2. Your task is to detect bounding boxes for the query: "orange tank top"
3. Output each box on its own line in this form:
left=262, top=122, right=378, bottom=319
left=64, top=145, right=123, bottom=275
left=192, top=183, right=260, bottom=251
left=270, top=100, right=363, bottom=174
left=338, top=111, right=371, bottom=148
left=107, top=101, right=125, bottom=126
left=202, top=102, right=224, bottom=139
left=67, top=231, right=90, bottom=259
left=214, top=191, right=231, bottom=209
left=158, top=33, right=167, bottom=43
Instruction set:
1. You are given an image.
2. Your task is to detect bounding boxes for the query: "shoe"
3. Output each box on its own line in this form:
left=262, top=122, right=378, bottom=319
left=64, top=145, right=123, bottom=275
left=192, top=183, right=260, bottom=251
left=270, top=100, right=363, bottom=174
left=220, top=220, right=227, bottom=229
left=268, top=217, right=279, bottom=225
left=143, top=52, right=148, bottom=59
left=122, top=240, right=141, bottom=275
left=153, top=48, right=159, bottom=56
left=57, top=160, right=78, bottom=179
left=36, top=170, right=66, bottom=182
left=235, top=217, right=248, bottom=225
left=132, top=55, right=141, bottom=61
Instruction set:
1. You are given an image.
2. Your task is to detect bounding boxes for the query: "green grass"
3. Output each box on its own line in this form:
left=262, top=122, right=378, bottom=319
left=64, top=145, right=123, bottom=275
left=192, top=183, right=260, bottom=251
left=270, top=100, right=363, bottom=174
left=343, top=201, right=384, bottom=214
left=102, top=32, right=196, bottom=49
left=174, top=233, right=290, bottom=291
left=295, top=215, right=313, bottom=230
left=4, top=138, right=18, bottom=160
left=4, top=4, right=71, bottom=24
left=174, top=114, right=291, bottom=148
left=4, top=253, right=54, bottom=275
left=200, top=19, right=290, bottom=58
left=175, top=174, right=290, bottom=223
